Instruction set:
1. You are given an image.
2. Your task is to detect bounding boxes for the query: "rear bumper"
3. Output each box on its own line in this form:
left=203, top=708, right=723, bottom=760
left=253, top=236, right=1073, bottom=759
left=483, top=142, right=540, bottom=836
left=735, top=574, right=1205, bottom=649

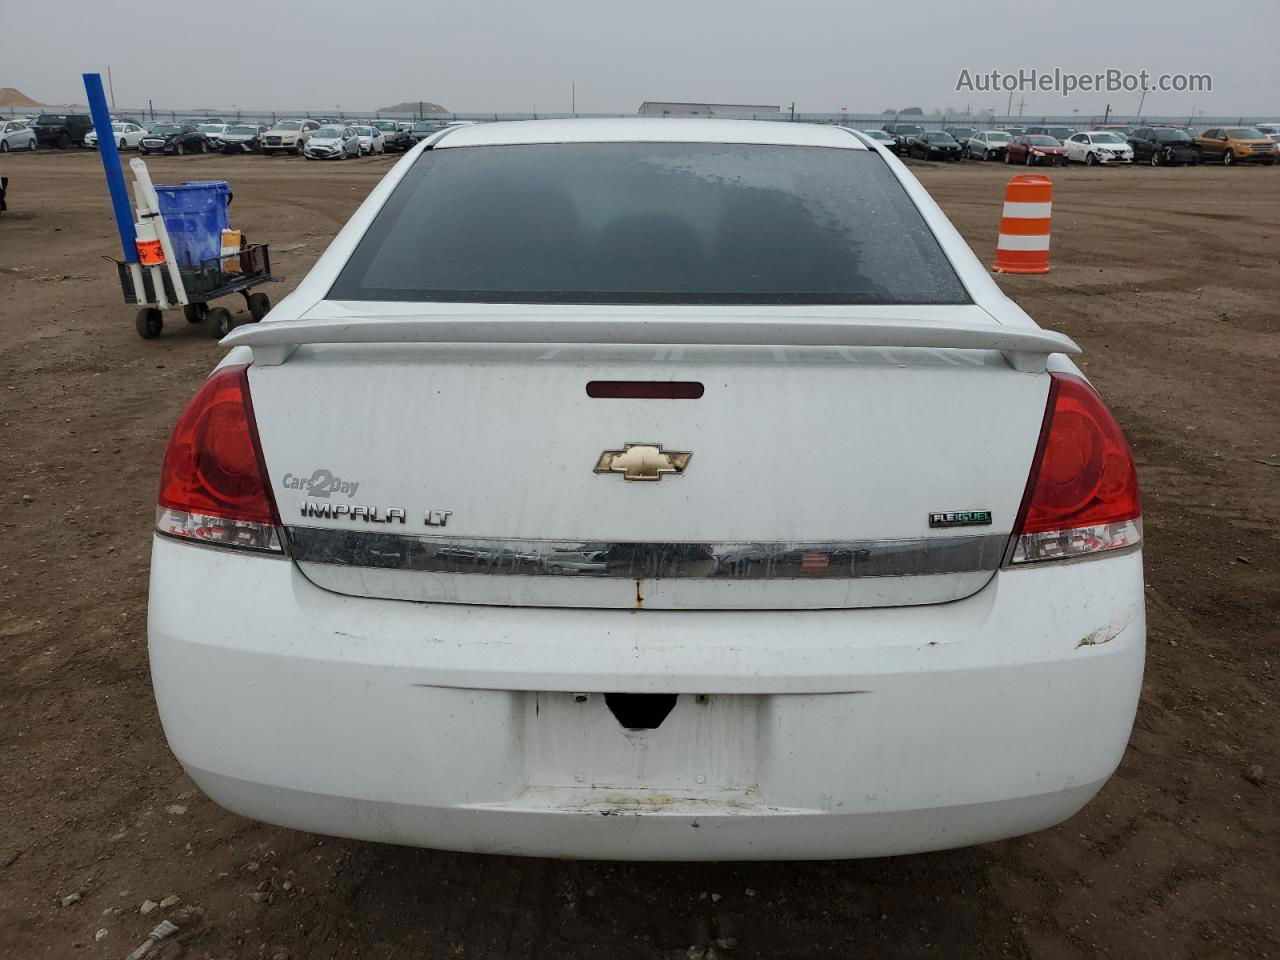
left=149, top=536, right=1145, bottom=860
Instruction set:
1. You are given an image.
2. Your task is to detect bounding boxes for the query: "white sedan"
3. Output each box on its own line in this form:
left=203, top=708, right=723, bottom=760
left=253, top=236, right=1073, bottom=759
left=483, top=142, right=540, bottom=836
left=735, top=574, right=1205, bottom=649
left=0, top=119, right=37, bottom=152
left=352, top=124, right=385, bottom=155
left=149, top=119, right=1145, bottom=861
left=84, top=121, right=147, bottom=150
left=1066, top=131, right=1135, bottom=165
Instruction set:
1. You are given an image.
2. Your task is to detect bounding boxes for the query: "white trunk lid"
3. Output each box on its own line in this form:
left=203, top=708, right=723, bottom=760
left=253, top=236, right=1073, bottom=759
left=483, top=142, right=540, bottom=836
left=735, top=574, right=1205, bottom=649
left=239, top=304, right=1057, bottom=610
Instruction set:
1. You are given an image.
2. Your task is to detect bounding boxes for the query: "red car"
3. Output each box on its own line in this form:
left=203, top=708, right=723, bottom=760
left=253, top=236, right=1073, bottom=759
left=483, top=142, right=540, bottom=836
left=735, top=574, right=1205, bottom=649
left=1006, top=134, right=1068, bottom=167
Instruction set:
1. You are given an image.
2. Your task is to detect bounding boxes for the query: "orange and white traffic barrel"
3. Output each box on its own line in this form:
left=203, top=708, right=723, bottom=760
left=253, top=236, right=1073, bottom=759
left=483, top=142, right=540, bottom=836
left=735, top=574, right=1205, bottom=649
left=993, top=174, right=1052, bottom=274
left=135, top=220, right=165, bottom=265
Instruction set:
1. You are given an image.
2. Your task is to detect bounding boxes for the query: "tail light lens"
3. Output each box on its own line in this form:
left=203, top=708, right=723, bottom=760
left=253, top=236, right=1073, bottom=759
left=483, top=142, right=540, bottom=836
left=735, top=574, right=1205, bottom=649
left=1008, top=372, right=1141, bottom=564
left=156, top=364, right=283, bottom=553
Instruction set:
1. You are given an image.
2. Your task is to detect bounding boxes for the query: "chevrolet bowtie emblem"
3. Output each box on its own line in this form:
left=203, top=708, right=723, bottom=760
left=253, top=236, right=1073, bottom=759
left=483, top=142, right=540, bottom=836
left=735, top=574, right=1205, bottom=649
left=594, top=443, right=692, bottom=482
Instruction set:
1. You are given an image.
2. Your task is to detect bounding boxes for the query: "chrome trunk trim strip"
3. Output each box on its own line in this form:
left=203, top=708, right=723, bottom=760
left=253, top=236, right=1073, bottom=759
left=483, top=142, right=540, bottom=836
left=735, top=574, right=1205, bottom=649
left=284, top=527, right=1009, bottom=579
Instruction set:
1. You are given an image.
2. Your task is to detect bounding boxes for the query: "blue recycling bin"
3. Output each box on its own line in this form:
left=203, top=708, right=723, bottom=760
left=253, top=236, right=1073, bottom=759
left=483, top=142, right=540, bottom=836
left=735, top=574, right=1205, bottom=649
left=154, top=180, right=231, bottom=268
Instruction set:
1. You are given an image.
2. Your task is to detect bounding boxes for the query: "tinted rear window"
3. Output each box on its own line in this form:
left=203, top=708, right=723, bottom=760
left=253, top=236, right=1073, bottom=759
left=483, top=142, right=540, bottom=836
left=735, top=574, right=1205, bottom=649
left=329, top=142, right=969, bottom=306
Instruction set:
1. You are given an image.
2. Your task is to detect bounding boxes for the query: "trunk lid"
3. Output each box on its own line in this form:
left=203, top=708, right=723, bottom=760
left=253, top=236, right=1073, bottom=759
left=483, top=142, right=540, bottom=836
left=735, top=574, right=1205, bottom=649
left=240, top=304, right=1059, bottom=610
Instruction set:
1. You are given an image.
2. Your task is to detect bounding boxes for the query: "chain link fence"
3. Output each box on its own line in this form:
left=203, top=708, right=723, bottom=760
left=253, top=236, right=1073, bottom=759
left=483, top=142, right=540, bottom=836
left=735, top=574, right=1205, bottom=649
left=3, top=105, right=1270, bottom=129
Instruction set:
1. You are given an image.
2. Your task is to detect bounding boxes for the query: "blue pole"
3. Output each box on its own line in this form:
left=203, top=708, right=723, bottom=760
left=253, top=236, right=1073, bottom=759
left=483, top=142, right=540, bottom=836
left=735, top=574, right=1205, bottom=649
left=83, top=72, right=137, bottom=262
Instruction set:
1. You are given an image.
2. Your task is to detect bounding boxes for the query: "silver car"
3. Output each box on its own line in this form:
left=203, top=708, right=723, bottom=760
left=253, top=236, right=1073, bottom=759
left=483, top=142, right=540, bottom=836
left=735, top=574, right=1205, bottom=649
left=0, top=120, right=37, bottom=152
left=303, top=125, right=361, bottom=160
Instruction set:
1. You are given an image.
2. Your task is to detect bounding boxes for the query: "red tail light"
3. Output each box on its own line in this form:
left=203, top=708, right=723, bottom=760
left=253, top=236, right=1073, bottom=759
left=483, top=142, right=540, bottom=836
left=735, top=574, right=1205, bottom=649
left=156, top=364, right=283, bottom=553
left=1008, top=372, right=1141, bottom=564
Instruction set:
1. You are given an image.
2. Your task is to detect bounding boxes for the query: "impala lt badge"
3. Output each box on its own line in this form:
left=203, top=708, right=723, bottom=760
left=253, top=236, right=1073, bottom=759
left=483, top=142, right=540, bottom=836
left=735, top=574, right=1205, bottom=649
left=595, top=443, right=691, bottom=482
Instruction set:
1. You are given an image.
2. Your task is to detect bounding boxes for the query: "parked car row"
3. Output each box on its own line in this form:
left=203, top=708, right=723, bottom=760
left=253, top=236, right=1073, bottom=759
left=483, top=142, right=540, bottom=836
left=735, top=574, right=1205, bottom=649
left=0, top=113, right=457, bottom=157
left=864, top=122, right=1280, bottom=167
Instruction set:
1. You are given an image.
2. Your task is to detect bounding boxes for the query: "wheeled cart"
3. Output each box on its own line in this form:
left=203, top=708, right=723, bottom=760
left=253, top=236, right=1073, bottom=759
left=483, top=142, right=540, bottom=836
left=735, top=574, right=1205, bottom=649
left=120, top=243, right=274, bottom=339
left=115, top=157, right=275, bottom=339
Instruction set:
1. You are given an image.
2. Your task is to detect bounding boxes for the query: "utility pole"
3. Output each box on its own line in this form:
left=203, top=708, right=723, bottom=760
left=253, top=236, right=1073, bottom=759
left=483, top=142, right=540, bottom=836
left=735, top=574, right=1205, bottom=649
left=790, top=101, right=796, bottom=121
left=1103, top=102, right=1111, bottom=125
left=1017, top=97, right=1026, bottom=116
left=1136, top=86, right=1147, bottom=119
left=571, top=82, right=576, bottom=115
left=1006, top=90, right=1014, bottom=117
left=148, top=98, right=154, bottom=121
left=106, top=65, right=116, bottom=110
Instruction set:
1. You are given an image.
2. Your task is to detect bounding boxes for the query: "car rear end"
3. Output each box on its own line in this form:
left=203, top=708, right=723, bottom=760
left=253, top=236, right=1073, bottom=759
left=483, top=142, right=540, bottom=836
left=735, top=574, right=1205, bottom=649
left=148, top=120, right=1145, bottom=860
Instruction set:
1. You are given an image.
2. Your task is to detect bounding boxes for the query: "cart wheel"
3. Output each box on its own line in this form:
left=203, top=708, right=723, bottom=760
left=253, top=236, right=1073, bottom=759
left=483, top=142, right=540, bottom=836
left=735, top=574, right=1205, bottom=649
left=207, top=306, right=235, bottom=339
left=183, top=302, right=208, bottom=324
left=247, top=292, right=271, bottom=322
left=135, top=307, right=163, bottom=340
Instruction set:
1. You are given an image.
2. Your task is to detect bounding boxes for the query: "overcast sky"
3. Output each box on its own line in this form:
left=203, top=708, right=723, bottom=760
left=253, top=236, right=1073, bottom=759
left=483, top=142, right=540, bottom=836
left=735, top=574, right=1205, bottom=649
left=7, top=0, right=1278, bottom=117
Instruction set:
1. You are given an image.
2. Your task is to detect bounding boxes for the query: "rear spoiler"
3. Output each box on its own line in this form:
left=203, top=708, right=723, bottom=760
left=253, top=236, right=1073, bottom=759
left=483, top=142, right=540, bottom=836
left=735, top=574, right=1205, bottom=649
left=222, top=315, right=1079, bottom=373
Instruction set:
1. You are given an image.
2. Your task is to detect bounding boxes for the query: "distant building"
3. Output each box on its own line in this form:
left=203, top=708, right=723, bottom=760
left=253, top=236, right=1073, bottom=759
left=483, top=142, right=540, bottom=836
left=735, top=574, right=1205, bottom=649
left=638, top=101, right=781, bottom=118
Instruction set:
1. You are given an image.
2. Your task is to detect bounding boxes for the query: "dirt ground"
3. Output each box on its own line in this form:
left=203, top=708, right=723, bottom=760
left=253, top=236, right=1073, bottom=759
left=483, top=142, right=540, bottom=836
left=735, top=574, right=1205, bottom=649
left=0, top=148, right=1276, bottom=960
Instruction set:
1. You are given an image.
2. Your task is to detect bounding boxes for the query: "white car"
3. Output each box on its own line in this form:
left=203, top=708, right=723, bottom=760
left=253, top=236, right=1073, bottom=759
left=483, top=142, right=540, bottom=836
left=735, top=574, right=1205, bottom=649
left=149, top=119, right=1145, bottom=862
left=1066, top=131, right=1135, bottom=165
left=0, top=119, right=37, bottom=152
left=262, top=118, right=321, bottom=156
left=966, top=130, right=1013, bottom=160
left=303, top=124, right=361, bottom=160
left=84, top=120, right=147, bottom=151
left=352, top=124, right=385, bottom=155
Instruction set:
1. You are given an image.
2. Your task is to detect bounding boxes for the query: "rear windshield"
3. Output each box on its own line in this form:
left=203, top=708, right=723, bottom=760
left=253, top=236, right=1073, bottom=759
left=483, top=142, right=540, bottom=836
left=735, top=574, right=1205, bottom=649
left=329, top=142, right=969, bottom=306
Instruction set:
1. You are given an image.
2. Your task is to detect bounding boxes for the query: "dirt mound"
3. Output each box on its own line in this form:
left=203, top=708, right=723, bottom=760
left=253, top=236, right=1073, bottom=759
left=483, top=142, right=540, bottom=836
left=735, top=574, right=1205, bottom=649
left=377, top=100, right=448, bottom=115
left=0, top=87, right=43, bottom=107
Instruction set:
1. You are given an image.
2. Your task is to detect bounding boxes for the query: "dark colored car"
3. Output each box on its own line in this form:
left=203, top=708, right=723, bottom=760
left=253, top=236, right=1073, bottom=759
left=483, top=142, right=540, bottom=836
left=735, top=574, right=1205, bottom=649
left=139, top=123, right=209, bottom=156
left=1127, top=127, right=1201, bottom=166
left=1006, top=135, right=1068, bottom=166
left=33, top=113, right=94, bottom=149
left=409, top=120, right=450, bottom=144
left=372, top=120, right=412, bottom=152
left=908, top=131, right=963, bottom=161
left=218, top=124, right=269, bottom=154
left=881, top=123, right=925, bottom=152
left=943, top=126, right=977, bottom=146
